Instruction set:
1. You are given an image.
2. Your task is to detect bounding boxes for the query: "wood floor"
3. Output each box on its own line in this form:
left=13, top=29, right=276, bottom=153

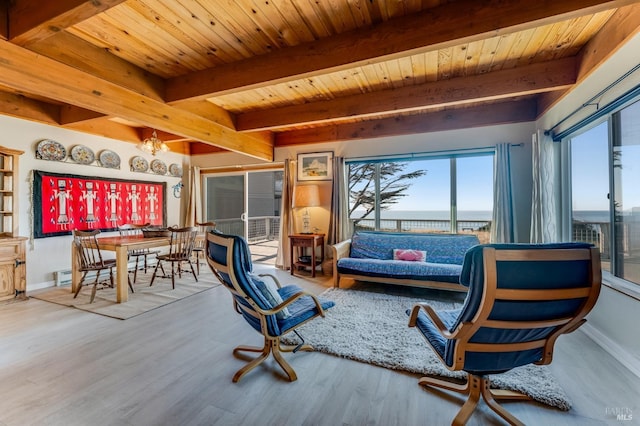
left=0, top=265, right=638, bottom=426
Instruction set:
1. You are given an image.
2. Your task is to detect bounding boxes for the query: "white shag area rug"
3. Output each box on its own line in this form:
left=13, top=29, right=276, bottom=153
left=282, top=288, right=571, bottom=410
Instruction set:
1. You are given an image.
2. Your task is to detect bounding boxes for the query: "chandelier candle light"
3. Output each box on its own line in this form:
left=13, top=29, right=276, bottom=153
left=292, top=184, right=320, bottom=234
left=139, top=130, right=169, bottom=156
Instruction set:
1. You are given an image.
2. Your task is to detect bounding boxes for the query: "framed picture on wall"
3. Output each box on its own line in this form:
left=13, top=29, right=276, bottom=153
left=297, top=152, right=333, bottom=181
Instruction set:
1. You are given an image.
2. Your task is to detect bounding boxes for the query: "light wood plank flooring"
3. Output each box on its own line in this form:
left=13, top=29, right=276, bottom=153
left=0, top=266, right=638, bottom=426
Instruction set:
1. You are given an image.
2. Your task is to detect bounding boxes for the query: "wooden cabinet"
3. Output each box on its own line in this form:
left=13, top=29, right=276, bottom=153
left=289, top=234, right=325, bottom=278
left=0, top=145, right=26, bottom=301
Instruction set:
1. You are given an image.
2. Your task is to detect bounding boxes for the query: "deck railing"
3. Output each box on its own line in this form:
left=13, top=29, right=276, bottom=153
left=351, top=218, right=492, bottom=243
left=212, top=216, right=281, bottom=243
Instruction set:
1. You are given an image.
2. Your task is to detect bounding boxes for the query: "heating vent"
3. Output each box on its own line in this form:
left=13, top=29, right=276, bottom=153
left=55, top=269, right=97, bottom=286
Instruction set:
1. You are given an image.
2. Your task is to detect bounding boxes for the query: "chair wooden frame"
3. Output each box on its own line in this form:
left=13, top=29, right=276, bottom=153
left=191, top=221, right=215, bottom=276
left=149, top=226, right=198, bottom=289
left=73, top=229, right=134, bottom=303
left=206, top=231, right=328, bottom=383
left=408, top=247, right=602, bottom=426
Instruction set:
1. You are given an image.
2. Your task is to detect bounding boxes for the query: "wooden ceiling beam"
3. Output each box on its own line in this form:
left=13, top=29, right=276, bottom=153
left=166, top=0, right=636, bottom=102
left=0, top=91, right=60, bottom=124
left=537, top=3, right=640, bottom=116
left=0, top=39, right=274, bottom=161
left=238, top=58, right=575, bottom=131
left=63, top=116, right=142, bottom=143
left=275, top=99, right=538, bottom=146
left=8, top=0, right=127, bottom=46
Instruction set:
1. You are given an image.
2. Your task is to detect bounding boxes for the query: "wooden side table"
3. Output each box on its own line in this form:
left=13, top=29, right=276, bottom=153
left=289, top=234, right=325, bottom=277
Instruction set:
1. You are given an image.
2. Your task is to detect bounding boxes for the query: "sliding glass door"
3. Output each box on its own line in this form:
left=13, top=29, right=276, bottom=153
left=203, top=170, right=283, bottom=242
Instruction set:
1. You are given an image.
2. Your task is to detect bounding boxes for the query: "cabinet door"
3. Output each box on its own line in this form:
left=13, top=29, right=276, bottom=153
left=0, top=257, right=15, bottom=300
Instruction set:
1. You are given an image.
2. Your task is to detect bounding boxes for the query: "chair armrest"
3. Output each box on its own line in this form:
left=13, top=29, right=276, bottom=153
left=408, top=303, right=455, bottom=339
left=262, top=290, right=327, bottom=317
left=331, top=239, right=351, bottom=260
left=258, top=273, right=283, bottom=289
left=331, top=239, right=351, bottom=288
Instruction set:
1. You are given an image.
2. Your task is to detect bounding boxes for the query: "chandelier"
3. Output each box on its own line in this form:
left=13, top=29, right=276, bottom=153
left=139, top=130, right=169, bottom=156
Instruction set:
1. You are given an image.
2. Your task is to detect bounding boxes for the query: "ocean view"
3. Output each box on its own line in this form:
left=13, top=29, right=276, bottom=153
left=353, top=210, right=613, bottom=223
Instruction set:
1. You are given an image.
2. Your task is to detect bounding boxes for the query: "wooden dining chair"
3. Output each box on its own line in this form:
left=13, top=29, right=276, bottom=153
left=119, top=223, right=160, bottom=283
left=191, top=221, right=216, bottom=275
left=73, top=229, right=134, bottom=303
left=149, top=226, right=199, bottom=289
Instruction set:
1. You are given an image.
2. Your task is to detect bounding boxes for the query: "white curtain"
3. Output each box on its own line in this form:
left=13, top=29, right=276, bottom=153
left=530, top=130, right=560, bottom=242
left=185, top=166, right=201, bottom=227
left=328, top=156, right=352, bottom=247
left=275, top=159, right=295, bottom=270
left=491, top=143, right=516, bottom=243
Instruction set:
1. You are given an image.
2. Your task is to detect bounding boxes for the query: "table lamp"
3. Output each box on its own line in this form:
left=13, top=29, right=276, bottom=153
left=292, top=184, right=320, bottom=234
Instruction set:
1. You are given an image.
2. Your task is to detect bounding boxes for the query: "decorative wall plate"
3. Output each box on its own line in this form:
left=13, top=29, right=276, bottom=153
left=70, top=145, right=95, bottom=165
left=99, top=150, right=121, bottom=169
left=36, top=139, right=66, bottom=161
left=169, top=163, right=183, bottom=177
left=130, top=156, right=149, bottom=172
left=150, top=159, right=168, bottom=175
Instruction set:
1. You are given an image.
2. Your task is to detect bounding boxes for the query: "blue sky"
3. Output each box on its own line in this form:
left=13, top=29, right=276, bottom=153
left=389, top=155, right=494, bottom=211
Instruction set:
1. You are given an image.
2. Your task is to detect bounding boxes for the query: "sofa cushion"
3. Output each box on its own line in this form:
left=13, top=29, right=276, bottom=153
left=349, top=231, right=479, bottom=265
left=337, top=258, right=463, bottom=283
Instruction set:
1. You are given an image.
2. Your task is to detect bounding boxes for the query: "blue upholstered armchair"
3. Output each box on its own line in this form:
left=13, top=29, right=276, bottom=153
left=206, top=231, right=334, bottom=383
left=408, top=243, right=601, bottom=426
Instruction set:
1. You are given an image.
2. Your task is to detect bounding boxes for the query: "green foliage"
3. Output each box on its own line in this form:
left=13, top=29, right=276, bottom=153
left=348, top=162, right=426, bottom=221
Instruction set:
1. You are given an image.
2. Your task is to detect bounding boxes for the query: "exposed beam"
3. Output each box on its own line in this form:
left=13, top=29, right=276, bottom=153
left=63, top=116, right=142, bottom=143
left=238, top=58, right=576, bottom=131
left=0, top=39, right=274, bottom=161
left=166, top=0, right=636, bottom=102
left=27, top=31, right=165, bottom=101
left=8, top=0, right=127, bottom=46
left=538, top=3, right=640, bottom=116
left=0, top=2, right=7, bottom=40
left=275, top=99, right=538, bottom=146
left=0, top=91, right=60, bottom=124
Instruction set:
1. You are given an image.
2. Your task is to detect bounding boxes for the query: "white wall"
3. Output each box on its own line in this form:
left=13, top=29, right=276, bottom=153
left=0, top=115, right=187, bottom=289
left=536, top=33, right=640, bottom=376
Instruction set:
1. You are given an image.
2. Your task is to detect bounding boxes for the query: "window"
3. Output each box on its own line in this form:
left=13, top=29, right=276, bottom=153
left=569, top=99, right=640, bottom=285
left=347, top=153, right=493, bottom=242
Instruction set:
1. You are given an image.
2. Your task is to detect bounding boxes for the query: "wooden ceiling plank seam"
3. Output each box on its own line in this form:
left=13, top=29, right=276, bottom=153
left=120, top=2, right=220, bottom=71
left=231, top=0, right=292, bottom=50
left=475, top=36, right=502, bottom=75
left=395, top=56, right=417, bottom=86
left=424, top=50, right=440, bottom=82
left=410, top=54, right=428, bottom=85
left=262, top=0, right=316, bottom=43
left=289, top=0, right=333, bottom=39
left=488, top=33, right=520, bottom=73
left=71, top=14, right=187, bottom=78
left=274, top=98, right=538, bottom=145
left=560, top=10, right=616, bottom=57
left=539, top=3, right=640, bottom=116
left=190, top=0, right=271, bottom=56
left=8, top=0, right=127, bottom=46
left=236, top=57, right=577, bottom=131
left=500, top=27, right=538, bottom=69
left=345, top=0, right=376, bottom=27
left=450, top=43, right=470, bottom=78
left=165, top=0, right=637, bottom=102
left=0, top=38, right=273, bottom=160
left=324, top=0, right=358, bottom=33
left=533, top=21, right=575, bottom=63
left=100, top=8, right=211, bottom=72
left=137, top=0, right=241, bottom=64
left=551, top=15, right=597, bottom=60
left=169, top=0, right=255, bottom=60
left=437, top=46, right=454, bottom=80
left=462, top=40, right=484, bottom=75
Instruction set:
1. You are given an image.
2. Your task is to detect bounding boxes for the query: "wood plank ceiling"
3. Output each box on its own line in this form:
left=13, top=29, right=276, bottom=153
left=1, top=0, right=639, bottom=161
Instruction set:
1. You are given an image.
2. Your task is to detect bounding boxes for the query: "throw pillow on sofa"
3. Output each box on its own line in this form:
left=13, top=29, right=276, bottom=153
left=393, top=249, right=427, bottom=262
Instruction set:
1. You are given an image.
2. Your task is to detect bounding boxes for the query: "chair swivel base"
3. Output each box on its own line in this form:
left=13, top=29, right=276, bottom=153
left=419, top=374, right=530, bottom=426
left=231, top=336, right=313, bottom=383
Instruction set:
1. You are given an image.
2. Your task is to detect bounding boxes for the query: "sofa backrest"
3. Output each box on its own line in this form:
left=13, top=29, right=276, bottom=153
left=349, top=231, right=480, bottom=264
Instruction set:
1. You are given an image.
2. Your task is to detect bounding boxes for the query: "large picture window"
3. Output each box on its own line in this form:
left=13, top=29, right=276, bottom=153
left=569, top=99, right=640, bottom=285
left=347, top=153, right=493, bottom=243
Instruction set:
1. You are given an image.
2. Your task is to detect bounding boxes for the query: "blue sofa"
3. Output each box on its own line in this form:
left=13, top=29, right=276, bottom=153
left=331, top=231, right=480, bottom=292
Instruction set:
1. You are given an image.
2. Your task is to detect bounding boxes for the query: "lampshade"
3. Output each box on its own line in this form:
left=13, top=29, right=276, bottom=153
left=292, top=185, right=320, bottom=208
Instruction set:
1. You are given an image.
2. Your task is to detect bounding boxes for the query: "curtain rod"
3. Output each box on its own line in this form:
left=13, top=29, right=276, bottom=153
left=545, top=63, right=640, bottom=138
left=346, top=144, right=522, bottom=164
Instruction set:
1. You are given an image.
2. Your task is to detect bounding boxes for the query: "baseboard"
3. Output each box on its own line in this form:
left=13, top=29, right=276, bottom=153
left=581, top=322, right=640, bottom=379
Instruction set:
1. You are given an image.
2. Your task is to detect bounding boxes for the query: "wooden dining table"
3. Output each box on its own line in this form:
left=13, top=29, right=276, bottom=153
left=71, top=235, right=170, bottom=303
